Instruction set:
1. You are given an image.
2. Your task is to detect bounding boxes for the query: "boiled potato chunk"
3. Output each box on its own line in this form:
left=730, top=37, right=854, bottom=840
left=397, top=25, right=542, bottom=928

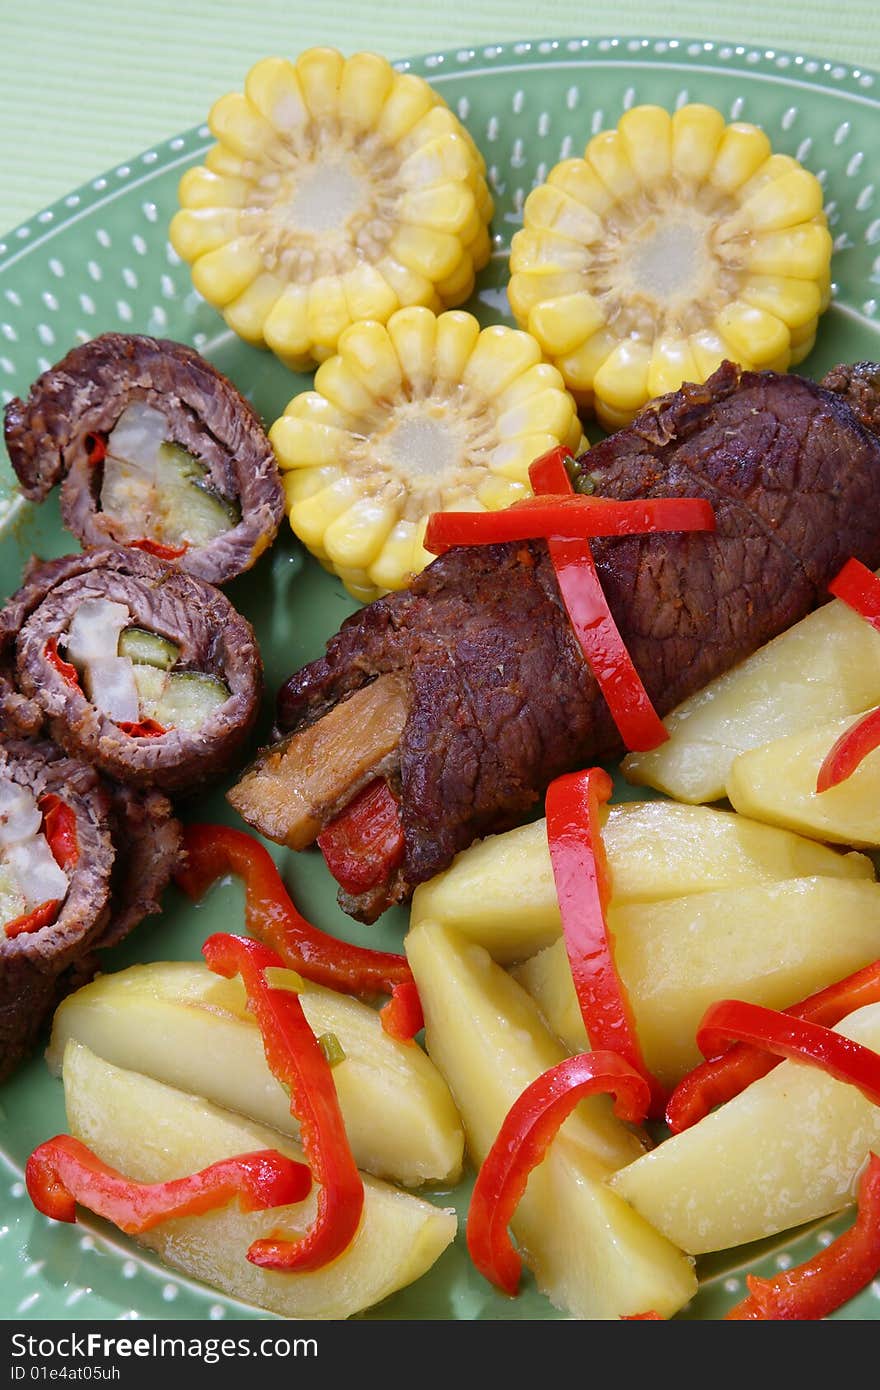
left=727, top=713, right=880, bottom=846
left=62, top=1040, right=457, bottom=1319
left=514, top=876, right=880, bottom=1084
left=610, top=1003, right=880, bottom=1254
left=411, top=800, right=872, bottom=963
left=406, top=919, right=696, bottom=1320
left=48, top=961, right=463, bottom=1188
left=623, top=595, right=880, bottom=803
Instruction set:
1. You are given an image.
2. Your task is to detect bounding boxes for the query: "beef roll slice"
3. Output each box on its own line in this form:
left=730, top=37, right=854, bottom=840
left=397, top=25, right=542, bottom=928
left=0, top=737, right=182, bottom=1080
left=231, top=360, right=880, bottom=921
left=4, top=333, right=284, bottom=585
left=0, top=548, right=261, bottom=794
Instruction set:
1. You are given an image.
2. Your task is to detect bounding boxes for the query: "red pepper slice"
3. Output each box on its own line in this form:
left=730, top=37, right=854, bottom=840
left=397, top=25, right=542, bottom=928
left=546, top=769, right=665, bottom=1117
left=816, top=706, right=880, bottom=792
left=466, top=1051, right=650, bottom=1295
left=176, top=824, right=421, bottom=1039
left=666, top=957, right=880, bottom=1133
left=828, top=556, right=880, bottom=628
left=202, top=932, right=364, bottom=1271
left=424, top=493, right=715, bottom=555
left=726, top=1152, right=880, bottom=1320
left=528, top=447, right=668, bottom=753
left=44, top=638, right=80, bottom=690
left=26, top=1133, right=310, bottom=1233
left=379, top=981, right=424, bottom=1044
left=117, top=718, right=167, bottom=739
left=129, top=537, right=190, bottom=561
left=696, top=999, right=880, bottom=1108
left=317, top=779, right=405, bottom=896
left=84, top=433, right=107, bottom=467
left=5, top=899, right=60, bottom=939
left=38, top=793, right=79, bottom=871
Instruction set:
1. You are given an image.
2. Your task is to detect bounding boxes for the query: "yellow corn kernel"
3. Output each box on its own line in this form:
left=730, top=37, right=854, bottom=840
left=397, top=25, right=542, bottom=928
left=745, top=222, right=833, bottom=278
left=389, top=225, right=463, bottom=283
left=333, top=564, right=375, bottom=599
left=209, top=92, right=280, bottom=160
left=671, top=104, right=726, bottom=182
left=191, top=238, right=263, bottom=306
left=376, top=73, right=437, bottom=144
left=507, top=270, right=586, bottom=321
left=203, top=145, right=245, bottom=178
left=434, top=311, right=481, bottom=383
left=716, top=302, right=789, bottom=367
left=689, top=328, right=735, bottom=379
left=399, top=183, right=476, bottom=238
left=731, top=167, right=825, bottom=237
left=463, top=327, right=542, bottom=398
left=177, top=167, right=249, bottom=210
left=270, top=415, right=349, bottom=469
left=489, top=434, right=564, bottom=482
left=244, top=57, right=307, bottom=138
left=461, top=221, right=491, bottom=273
left=434, top=254, right=475, bottom=307
left=509, top=230, right=592, bottom=274
left=495, top=361, right=568, bottom=411
left=337, top=320, right=404, bottom=403
left=548, top=159, right=615, bottom=216
left=223, top=273, right=284, bottom=345
left=313, top=356, right=379, bottom=418
left=283, top=464, right=341, bottom=508
left=169, top=208, right=241, bottom=262
left=789, top=323, right=817, bottom=365
left=709, top=124, right=773, bottom=193
left=376, top=255, right=438, bottom=310
left=522, top=186, right=603, bottom=244
left=368, top=519, right=420, bottom=592
left=741, top=275, right=822, bottom=328
left=738, top=152, right=800, bottom=202
left=476, top=476, right=530, bottom=510
left=342, top=264, right=399, bottom=327
left=282, top=390, right=353, bottom=429
left=295, top=47, right=344, bottom=121
left=585, top=130, right=640, bottom=202
left=289, top=475, right=361, bottom=550
left=307, top=276, right=351, bottom=349
left=324, top=498, right=399, bottom=569
left=557, top=328, right=620, bottom=395
left=648, top=336, right=700, bottom=400
left=339, top=51, right=394, bottom=130
left=592, top=340, right=653, bottom=414
left=263, top=284, right=313, bottom=361
left=496, top=387, right=576, bottom=441
left=387, top=307, right=437, bottom=394
left=618, top=106, right=673, bottom=189
left=528, top=292, right=606, bottom=358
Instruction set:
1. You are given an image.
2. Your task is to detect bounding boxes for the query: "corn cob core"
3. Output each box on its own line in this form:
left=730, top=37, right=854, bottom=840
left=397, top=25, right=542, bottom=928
left=270, top=307, right=584, bottom=601
left=170, top=50, right=494, bottom=368
left=508, top=104, right=833, bottom=430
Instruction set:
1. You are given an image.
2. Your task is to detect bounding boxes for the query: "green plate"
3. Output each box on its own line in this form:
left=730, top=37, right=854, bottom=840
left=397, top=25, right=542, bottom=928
left=2, top=33, right=880, bottom=1323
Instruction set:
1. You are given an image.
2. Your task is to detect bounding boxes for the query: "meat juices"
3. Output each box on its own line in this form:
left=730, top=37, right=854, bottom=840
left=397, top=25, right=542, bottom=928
left=3, top=333, right=284, bottom=586
left=0, top=547, right=261, bottom=795
left=0, top=737, right=181, bottom=1081
left=266, top=361, right=880, bottom=921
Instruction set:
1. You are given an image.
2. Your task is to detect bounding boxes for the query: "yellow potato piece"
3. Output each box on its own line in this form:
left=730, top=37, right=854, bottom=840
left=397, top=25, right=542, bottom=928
left=410, top=799, right=872, bottom=963
left=726, top=714, right=880, bottom=846
left=610, top=1003, right=880, bottom=1254
left=514, top=876, right=880, bottom=1084
left=61, top=1041, right=456, bottom=1320
left=48, top=961, right=463, bottom=1188
left=406, top=920, right=696, bottom=1320
left=623, top=593, right=880, bottom=803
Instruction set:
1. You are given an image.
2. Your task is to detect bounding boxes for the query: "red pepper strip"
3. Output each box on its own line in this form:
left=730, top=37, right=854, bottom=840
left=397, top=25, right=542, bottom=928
left=176, top=825, right=419, bottom=1042
left=621, top=1311, right=664, bottom=1320
left=117, top=718, right=167, bottom=739
left=85, top=433, right=106, bottom=466
left=667, top=956, right=880, bottom=1133
left=529, top=448, right=669, bottom=753
left=44, top=638, right=80, bottom=690
left=26, top=1133, right=310, bottom=1233
left=38, top=794, right=79, bottom=871
left=129, top=537, right=189, bottom=561
left=696, top=999, right=880, bottom=1108
left=202, top=932, right=364, bottom=1271
left=725, top=1152, right=880, bottom=1320
left=546, top=770, right=666, bottom=1118
left=5, top=899, right=60, bottom=939
left=316, top=778, right=405, bottom=896
left=380, top=981, right=424, bottom=1043
left=828, top=556, right=880, bottom=628
left=424, top=493, right=715, bottom=555
left=816, top=705, right=880, bottom=792
left=466, top=1052, right=650, bottom=1296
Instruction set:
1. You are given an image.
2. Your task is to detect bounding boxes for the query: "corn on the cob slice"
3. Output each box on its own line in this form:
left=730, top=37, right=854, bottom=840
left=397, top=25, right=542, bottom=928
left=270, top=307, right=584, bottom=600
left=508, top=104, right=832, bottom=429
left=170, top=51, right=494, bottom=368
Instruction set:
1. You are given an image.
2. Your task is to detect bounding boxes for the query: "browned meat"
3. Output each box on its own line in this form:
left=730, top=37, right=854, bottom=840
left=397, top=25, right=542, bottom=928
left=0, top=547, right=261, bottom=795
left=0, top=737, right=181, bottom=1080
left=272, top=361, right=880, bottom=921
left=3, top=333, right=284, bottom=585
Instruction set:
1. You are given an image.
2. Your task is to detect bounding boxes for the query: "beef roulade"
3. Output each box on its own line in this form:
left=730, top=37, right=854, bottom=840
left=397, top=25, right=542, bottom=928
left=0, top=547, right=261, bottom=795
left=3, top=333, right=284, bottom=585
left=0, top=736, right=182, bottom=1080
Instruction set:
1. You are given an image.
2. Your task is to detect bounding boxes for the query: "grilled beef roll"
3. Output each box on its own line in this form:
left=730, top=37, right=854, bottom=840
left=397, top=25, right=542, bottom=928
left=0, top=547, right=261, bottom=795
left=232, top=361, right=880, bottom=922
left=0, top=736, right=181, bottom=1080
left=3, top=333, right=284, bottom=585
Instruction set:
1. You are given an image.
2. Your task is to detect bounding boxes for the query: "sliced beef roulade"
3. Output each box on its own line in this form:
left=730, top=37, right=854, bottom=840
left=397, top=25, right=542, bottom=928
left=3, top=333, right=284, bottom=585
left=0, top=736, right=182, bottom=1081
left=0, top=547, right=261, bottom=795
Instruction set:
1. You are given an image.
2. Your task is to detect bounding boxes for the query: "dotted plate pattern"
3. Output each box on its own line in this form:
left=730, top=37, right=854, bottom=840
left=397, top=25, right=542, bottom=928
left=1, top=35, right=880, bottom=1322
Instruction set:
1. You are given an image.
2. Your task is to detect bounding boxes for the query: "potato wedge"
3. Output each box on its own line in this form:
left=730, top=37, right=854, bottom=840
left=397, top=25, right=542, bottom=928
left=406, top=919, right=696, bottom=1320
left=48, top=961, right=463, bottom=1188
left=610, top=1003, right=880, bottom=1255
left=622, top=594, right=880, bottom=803
left=411, top=800, right=872, bottom=963
left=514, top=876, right=880, bottom=1084
left=62, top=1039, right=457, bottom=1319
left=727, top=713, right=880, bottom=846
